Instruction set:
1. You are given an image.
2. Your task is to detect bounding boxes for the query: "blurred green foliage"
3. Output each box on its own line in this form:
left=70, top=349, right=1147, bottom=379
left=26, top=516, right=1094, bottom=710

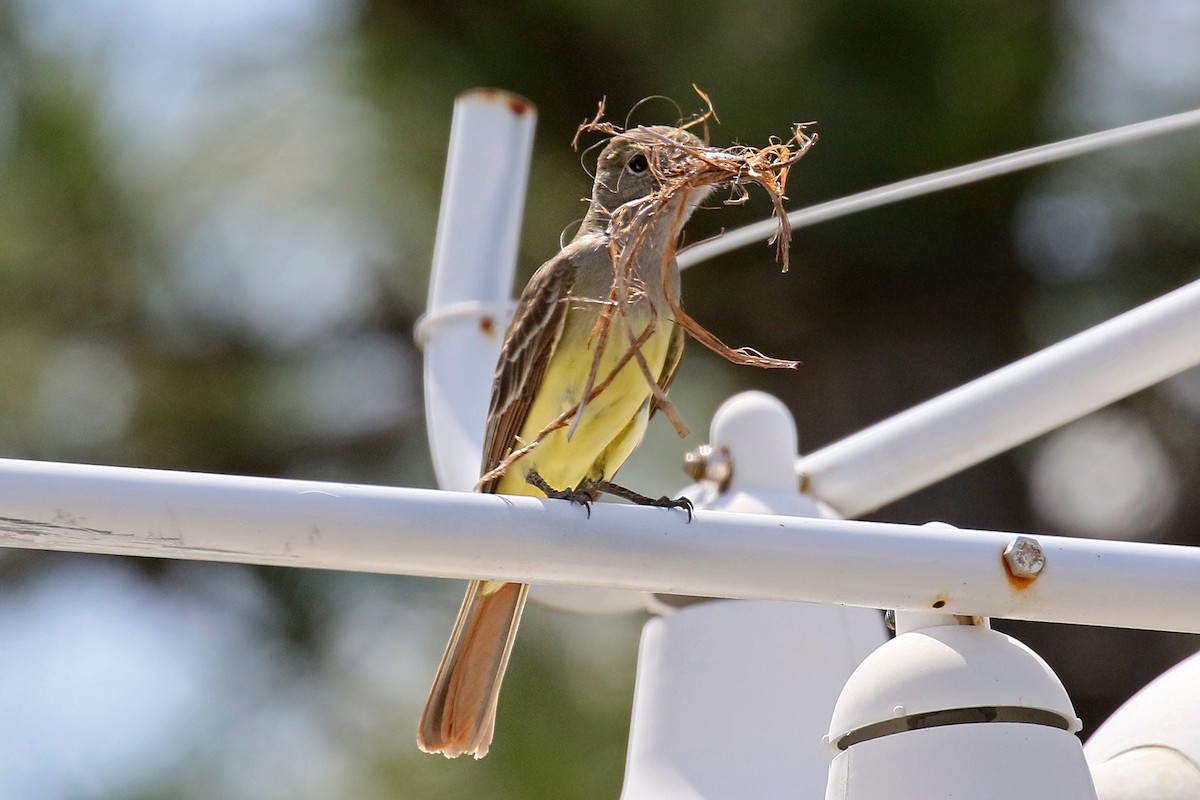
left=1, top=0, right=1198, bottom=797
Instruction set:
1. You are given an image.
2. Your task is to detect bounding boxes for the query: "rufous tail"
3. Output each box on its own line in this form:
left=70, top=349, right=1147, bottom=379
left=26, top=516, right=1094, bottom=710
left=417, top=580, right=529, bottom=758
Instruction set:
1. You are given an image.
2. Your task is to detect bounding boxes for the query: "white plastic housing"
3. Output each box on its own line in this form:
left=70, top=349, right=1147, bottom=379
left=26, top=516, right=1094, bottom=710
left=826, top=624, right=1096, bottom=800
left=621, top=392, right=890, bottom=799
left=1085, top=650, right=1200, bottom=800
left=621, top=601, right=887, bottom=800
left=1089, top=748, right=1200, bottom=800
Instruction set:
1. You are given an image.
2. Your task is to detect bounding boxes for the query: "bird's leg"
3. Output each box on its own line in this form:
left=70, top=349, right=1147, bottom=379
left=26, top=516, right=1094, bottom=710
left=586, top=478, right=693, bottom=522
left=526, top=470, right=593, bottom=518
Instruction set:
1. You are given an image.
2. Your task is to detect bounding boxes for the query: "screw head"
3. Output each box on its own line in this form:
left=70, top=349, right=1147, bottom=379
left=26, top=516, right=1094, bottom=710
left=682, top=444, right=711, bottom=482
left=1003, top=536, right=1046, bottom=579
left=682, top=443, right=732, bottom=489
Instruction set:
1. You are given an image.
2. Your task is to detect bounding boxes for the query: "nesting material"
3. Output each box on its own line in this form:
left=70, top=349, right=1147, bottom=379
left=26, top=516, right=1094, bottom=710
left=573, top=92, right=815, bottom=431
left=477, top=94, right=816, bottom=487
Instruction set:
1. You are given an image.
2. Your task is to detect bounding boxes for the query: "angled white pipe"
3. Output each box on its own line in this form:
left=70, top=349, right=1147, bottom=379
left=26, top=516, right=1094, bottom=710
left=799, top=278, right=1200, bottom=517
left=679, top=107, right=1200, bottom=268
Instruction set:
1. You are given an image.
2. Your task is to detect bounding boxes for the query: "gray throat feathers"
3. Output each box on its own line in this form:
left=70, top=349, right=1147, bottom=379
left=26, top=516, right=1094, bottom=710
left=574, top=199, right=696, bottom=308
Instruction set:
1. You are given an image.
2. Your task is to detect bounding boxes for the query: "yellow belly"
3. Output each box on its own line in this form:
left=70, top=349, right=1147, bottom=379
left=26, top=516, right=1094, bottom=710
left=494, top=301, right=673, bottom=498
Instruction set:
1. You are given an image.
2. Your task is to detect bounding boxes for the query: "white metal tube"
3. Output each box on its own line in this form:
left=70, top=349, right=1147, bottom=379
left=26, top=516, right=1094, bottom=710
left=678, top=107, right=1200, bottom=268
left=420, top=89, right=535, bottom=491
left=799, top=278, right=1200, bottom=517
left=1, top=458, right=1198, bottom=634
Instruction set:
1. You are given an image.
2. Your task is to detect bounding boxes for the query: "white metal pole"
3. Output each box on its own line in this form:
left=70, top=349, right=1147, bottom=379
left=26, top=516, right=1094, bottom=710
left=1, top=457, right=1198, bottom=634
left=799, top=278, right=1200, bottom=517
left=418, top=88, right=536, bottom=492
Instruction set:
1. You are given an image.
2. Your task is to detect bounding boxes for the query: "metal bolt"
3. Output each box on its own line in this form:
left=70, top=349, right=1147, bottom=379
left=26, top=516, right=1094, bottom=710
left=1003, top=536, right=1046, bottom=579
left=682, top=443, right=732, bottom=490
left=884, top=609, right=896, bottom=631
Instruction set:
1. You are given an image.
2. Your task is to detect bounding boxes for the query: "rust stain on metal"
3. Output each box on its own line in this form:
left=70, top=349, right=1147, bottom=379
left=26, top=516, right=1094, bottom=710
left=1002, top=550, right=1037, bottom=590
left=467, top=88, right=534, bottom=117
left=480, top=315, right=495, bottom=336
left=506, top=95, right=532, bottom=116
left=931, top=594, right=948, bottom=609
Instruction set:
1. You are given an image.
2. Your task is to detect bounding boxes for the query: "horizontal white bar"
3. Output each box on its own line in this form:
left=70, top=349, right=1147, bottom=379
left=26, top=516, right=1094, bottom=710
left=1, top=458, right=1197, bottom=634
left=799, top=278, right=1200, bottom=517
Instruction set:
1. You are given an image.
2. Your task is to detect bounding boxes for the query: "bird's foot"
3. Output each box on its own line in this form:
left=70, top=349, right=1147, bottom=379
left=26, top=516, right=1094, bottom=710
left=526, top=471, right=593, bottom=518
left=588, top=478, right=694, bottom=522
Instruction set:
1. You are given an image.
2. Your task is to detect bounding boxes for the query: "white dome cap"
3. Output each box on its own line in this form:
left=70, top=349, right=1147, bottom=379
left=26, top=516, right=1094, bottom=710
left=828, top=623, right=1082, bottom=749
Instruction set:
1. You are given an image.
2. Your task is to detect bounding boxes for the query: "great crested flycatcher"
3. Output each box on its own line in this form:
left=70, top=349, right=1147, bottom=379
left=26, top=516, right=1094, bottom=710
left=418, top=125, right=712, bottom=759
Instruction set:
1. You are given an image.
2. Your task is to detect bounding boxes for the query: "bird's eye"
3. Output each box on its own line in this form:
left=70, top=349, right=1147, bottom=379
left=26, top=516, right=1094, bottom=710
left=627, top=153, right=649, bottom=173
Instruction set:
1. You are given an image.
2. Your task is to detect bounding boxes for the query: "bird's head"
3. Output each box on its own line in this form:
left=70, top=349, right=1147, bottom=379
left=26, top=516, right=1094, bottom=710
left=585, top=126, right=712, bottom=227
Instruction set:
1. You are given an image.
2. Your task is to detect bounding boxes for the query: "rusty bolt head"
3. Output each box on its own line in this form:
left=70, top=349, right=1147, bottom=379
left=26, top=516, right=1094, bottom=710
left=682, top=443, right=732, bottom=489
left=1003, top=536, right=1046, bottom=579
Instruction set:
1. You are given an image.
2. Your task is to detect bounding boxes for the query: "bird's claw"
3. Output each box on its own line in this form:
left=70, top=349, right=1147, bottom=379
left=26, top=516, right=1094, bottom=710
left=526, top=471, right=593, bottom=518
left=656, top=495, right=694, bottom=522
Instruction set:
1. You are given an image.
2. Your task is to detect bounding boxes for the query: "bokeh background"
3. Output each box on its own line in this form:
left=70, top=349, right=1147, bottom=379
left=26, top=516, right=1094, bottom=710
left=2, top=0, right=1199, bottom=797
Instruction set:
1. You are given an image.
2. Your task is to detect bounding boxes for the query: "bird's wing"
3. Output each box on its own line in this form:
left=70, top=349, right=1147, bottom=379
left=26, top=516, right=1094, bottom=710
left=649, top=306, right=686, bottom=419
left=478, top=251, right=579, bottom=493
